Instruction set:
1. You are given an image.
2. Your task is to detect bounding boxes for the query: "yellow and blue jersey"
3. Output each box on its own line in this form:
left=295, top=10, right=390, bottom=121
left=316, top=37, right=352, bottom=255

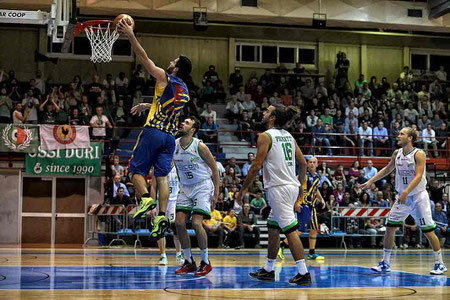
left=300, top=170, right=320, bottom=206
left=145, top=74, right=189, bottom=135
left=297, top=170, right=320, bottom=232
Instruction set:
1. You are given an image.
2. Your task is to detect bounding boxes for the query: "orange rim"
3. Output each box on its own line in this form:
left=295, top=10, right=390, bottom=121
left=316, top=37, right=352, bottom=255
left=75, top=20, right=116, bottom=35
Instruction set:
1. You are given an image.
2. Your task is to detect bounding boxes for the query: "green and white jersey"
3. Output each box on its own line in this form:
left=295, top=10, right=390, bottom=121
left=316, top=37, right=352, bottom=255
left=168, top=165, right=179, bottom=202
left=263, top=128, right=300, bottom=189
left=156, top=165, right=179, bottom=204
left=395, top=148, right=427, bottom=196
left=174, top=137, right=212, bottom=186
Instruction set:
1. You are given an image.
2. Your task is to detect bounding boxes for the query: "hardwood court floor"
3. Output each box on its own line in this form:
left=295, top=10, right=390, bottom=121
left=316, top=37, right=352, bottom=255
left=0, top=247, right=448, bottom=299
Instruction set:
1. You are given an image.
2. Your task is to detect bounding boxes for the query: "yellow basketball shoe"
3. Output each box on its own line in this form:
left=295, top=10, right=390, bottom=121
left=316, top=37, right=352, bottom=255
left=307, top=253, right=324, bottom=260
left=277, top=247, right=285, bottom=260
left=133, top=197, right=156, bottom=219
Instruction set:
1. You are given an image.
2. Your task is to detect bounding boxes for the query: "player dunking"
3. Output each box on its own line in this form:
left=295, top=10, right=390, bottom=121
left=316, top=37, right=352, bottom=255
left=237, top=104, right=311, bottom=285
left=117, top=21, right=192, bottom=240
left=278, top=156, right=325, bottom=261
left=173, top=117, right=220, bottom=276
left=362, top=127, right=447, bottom=275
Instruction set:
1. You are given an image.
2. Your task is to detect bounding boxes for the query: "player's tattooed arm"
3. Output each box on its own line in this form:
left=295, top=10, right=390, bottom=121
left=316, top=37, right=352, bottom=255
left=236, top=133, right=270, bottom=205
left=295, top=142, right=307, bottom=198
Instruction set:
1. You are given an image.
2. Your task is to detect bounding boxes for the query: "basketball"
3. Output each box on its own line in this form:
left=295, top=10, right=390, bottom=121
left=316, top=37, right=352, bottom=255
left=114, top=14, right=134, bottom=29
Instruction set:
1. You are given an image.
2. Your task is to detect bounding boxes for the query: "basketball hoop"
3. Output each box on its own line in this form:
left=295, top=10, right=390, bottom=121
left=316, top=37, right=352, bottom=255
left=75, top=20, right=119, bottom=63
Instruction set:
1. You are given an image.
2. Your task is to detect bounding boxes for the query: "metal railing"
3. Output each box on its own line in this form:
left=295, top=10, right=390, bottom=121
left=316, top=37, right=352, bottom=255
left=330, top=207, right=405, bottom=250
left=84, top=204, right=155, bottom=248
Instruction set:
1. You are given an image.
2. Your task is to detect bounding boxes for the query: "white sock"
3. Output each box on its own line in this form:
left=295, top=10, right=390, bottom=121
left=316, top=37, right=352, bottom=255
left=176, top=251, right=182, bottom=257
left=295, top=259, right=308, bottom=275
left=264, top=258, right=276, bottom=272
left=182, top=248, right=192, bottom=263
left=434, top=250, right=443, bottom=264
left=383, top=248, right=392, bottom=264
left=160, top=253, right=166, bottom=258
left=201, top=249, right=209, bottom=264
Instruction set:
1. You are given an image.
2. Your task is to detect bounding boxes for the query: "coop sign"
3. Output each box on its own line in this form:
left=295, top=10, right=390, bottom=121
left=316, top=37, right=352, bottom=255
left=0, top=10, right=48, bottom=24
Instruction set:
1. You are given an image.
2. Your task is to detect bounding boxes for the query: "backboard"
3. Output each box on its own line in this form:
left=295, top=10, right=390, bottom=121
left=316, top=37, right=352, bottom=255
left=0, top=0, right=74, bottom=45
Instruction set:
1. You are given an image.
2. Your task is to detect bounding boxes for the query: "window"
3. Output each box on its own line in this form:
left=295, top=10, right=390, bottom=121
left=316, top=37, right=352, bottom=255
left=235, top=41, right=317, bottom=67
left=261, top=46, right=277, bottom=64
left=48, top=40, right=64, bottom=53
left=236, top=45, right=241, bottom=61
left=430, top=54, right=450, bottom=72
left=241, top=45, right=260, bottom=62
left=112, top=39, right=132, bottom=56
left=299, top=48, right=315, bottom=65
left=73, top=37, right=91, bottom=55
left=411, top=54, right=427, bottom=70
left=242, top=0, right=258, bottom=7
left=407, top=9, right=423, bottom=18
left=279, top=47, right=295, bottom=63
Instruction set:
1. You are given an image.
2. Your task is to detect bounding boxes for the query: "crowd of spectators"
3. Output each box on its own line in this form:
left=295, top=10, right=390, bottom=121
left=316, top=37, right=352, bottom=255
left=224, top=57, right=448, bottom=157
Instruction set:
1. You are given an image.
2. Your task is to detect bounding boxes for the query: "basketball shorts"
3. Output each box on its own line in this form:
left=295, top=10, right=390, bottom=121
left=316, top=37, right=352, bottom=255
left=387, top=190, right=436, bottom=232
left=129, top=126, right=175, bottom=178
left=297, top=204, right=319, bottom=232
left=176, top=179, right=214, bottom=219
left=156, top=198, right=177, bottom=223
left=267, top=184, right=299, bottom=234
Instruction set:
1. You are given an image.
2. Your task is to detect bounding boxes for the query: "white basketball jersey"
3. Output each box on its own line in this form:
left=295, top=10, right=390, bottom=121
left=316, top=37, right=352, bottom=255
left=395, top=148, right=427, bottom=196
left=168, top=165, right=179, bottom=202
left=173, top=137, right=212, bottom=186
left=263, top=128, right=300, bottom=188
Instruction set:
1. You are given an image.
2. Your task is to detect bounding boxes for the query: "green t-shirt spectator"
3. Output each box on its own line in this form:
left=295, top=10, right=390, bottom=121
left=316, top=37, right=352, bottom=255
left=251, top=197, right=266, bottom=209
left=354, top=78, right=368, bottom=90
left=320, top=114, right=333, bottom=126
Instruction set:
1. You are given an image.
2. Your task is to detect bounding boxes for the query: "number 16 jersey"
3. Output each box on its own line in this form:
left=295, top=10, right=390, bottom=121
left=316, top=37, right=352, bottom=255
left=173, top=137, right=212, bottom=186
left=263, top=128, right=300, bottom=189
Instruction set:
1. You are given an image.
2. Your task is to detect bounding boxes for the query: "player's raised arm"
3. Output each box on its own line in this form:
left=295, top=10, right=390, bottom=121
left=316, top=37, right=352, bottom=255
left=361, top=149, right=398, bottom=189
left=198, top=142, right=220, bottom=205
left=117, top=21, right=167, bottom=84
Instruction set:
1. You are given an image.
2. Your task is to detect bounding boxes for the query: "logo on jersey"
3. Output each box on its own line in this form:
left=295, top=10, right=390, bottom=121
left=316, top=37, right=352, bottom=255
left=179, top=163, right=199, bottom=171
left=398, top=170, right=415, bottom=176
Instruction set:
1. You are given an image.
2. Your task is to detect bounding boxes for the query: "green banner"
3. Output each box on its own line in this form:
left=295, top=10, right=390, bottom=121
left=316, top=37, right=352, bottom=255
left=25, top=142, right=102, bottom=176
left=0, top=124, right=39, bottom=153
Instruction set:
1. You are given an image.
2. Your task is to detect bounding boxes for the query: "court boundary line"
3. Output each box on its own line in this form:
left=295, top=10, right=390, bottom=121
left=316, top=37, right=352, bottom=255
left=0, top=265, right=447, bottom=290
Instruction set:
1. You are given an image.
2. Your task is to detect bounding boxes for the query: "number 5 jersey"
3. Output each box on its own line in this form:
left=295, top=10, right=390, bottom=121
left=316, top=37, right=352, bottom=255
left=173, top=137, right=212, bottom=186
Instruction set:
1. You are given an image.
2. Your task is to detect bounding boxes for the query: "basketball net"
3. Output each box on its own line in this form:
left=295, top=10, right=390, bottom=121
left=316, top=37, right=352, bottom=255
left=84, top=22, right=119, bottom=63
